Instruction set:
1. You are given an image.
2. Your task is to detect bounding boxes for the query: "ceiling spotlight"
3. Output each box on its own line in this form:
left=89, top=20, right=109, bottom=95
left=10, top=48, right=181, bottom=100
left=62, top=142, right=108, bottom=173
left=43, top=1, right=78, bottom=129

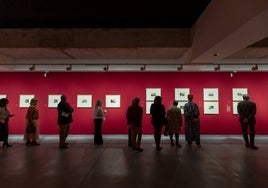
left=251, top=64, right=258, bottom=71
left=66, top=64, right=72, bottom=71
left=140, top=65, right=146, bottom=71
left=29, top=64, right=35, bottom=71
left=214, top=65, right=220, bottom=71
left=212, top=53, right=220, bottom=57
left=177, top=65, right=183, bottom=71
left=103, top=65, right=109, bottom=71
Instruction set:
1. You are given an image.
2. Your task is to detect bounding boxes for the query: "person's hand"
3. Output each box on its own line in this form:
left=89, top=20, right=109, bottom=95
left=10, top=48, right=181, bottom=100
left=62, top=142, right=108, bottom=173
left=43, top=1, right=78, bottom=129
left=243, top=118, right=249, bottom=123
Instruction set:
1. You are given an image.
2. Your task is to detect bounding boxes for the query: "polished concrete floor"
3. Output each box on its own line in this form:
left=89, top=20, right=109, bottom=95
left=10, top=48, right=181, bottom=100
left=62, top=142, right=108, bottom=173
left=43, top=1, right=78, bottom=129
left=0, top=135, right=268, bottom=188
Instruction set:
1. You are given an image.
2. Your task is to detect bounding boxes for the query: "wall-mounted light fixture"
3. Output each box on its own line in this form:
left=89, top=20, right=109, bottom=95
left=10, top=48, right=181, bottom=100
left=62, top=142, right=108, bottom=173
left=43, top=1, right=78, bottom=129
left=44, top=71, right=49, bottom=77
left=140, top=65, right=146, bottom=71
left=230, top=71, right=237, bottom=78
left=66, top=64, right=72, bottom=71
left=251, top=64, right=258, bottom=71
left=29, top=64, right=35, bottom=71
left=214, top=65, right=220, bottom=71
left=177, top=65, right=183, bottom=71
left=103, top=65, right=109, bottom=71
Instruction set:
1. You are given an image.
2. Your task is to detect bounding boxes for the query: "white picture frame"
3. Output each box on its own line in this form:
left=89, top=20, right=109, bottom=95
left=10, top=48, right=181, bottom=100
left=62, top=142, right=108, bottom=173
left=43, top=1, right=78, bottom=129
left=233, top=101, right=239, bottom=115
left=0, top=94, right=7, bottom=99
left=48, top=95, right=61, bottom=108
left=203, top=88, right=219, bottom=101
left=204, top=101, right=219, bottom=114
left=232, top=88, right=248, bottom=101
left=77, top=95, right=92, bottom=108
left=146, top=101, right=154, bottom=114
left=146, top=88, right=161, bottom=101
left=175, top=88, right=190, bottom=101
left=178, top=101, right=187, bottom=114
left=105, top=95, right=120, bottom=108
left=19, top=95, right=35, bottom=107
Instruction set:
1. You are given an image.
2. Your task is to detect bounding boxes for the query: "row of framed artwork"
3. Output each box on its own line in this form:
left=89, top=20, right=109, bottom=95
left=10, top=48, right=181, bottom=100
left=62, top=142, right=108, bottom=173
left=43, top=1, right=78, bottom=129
left=146, top=88, right=247, bottom=115
left=145, top=88, right=247, bottom=101
left=0, top=94, right=120, bottom=108
left=1, top=88, right=247, bottom=115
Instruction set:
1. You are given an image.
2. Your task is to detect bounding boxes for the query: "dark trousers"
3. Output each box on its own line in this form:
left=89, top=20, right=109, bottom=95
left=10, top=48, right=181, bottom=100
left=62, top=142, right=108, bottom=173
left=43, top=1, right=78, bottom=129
left=153, top=126, right=163, bottom=147
left=128, top=128, right=132, bottom=147
left=241, top=123, right=256, bottom=146
left=59, top=124, right=70, bottom=146
left=94, top=119, right=103, bottom=145
left=169, top=133, right=179, bottom=145
left=0, top=122, right=9, bottom=144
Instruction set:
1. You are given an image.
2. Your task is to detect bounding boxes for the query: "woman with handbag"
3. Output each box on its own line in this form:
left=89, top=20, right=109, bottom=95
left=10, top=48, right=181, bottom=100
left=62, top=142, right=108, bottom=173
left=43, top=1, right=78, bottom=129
left=24, top=98, right=40, bottom=146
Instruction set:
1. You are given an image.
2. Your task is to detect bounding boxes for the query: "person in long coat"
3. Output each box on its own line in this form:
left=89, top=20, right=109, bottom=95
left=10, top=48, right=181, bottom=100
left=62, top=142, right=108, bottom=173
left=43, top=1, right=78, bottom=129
left=24, top=98, right=40, bottom=146
left=167, top=100, right=182, bottom=148
left=184, top=94, right=201, bottom=147
left=150, top=96, right=166, bottom=151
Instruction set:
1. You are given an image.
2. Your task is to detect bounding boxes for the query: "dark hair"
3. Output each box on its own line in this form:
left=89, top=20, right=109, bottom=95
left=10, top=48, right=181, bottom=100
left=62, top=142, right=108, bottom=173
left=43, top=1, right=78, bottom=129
left=173, top=100, right=178, bottom=106
left=188, top=94, right=193, bottom=101
left=0, top=98, right=9, bottom=107
left=132, top=97, right=140, bottom=105
left=154, top=96, right=162, bottom=104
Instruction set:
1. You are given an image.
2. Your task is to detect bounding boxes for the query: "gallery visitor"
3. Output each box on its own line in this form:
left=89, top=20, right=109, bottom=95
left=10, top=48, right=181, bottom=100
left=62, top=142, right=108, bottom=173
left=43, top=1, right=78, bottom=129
left=24, top=98, right=40, bottom=146
left=126, top=97, right=144, bottom=152
left=150, top=96, right=166, bottom=151
left=184, top=94, right=201, bottom=147
left=237, top=94, right=258, bottom=150
left=57, top=95, right=74, bottom=149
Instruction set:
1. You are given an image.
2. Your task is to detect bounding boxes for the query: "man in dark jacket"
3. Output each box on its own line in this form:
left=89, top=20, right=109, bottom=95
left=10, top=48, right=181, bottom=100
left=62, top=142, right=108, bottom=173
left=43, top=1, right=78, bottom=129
left=237, top=94, right=258, bottom=150
left=57, top=95, right=74, bottom=149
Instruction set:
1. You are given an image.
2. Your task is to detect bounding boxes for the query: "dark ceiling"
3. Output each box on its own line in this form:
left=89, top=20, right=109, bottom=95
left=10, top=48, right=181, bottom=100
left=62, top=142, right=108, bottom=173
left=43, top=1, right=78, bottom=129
left=0, top=0, right=211, bottom=28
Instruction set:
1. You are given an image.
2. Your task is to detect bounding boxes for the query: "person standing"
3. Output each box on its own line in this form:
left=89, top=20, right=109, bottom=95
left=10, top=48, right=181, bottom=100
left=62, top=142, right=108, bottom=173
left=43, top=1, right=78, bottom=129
left=24, top=98, right=40, bottom=146
left=57, top=95, right=74, bottom=149
left=150, top=96, right=166, bottom=151
left=237, top=94, right=258, bottom=150
left=184, top=94, right=201, bottom=147
left=126, top=97, right=143, bottom=152
left=167, top=100, right=182, bottom=148
left=0, top=98, right=14, bottom=148
left=93, top=99, right=106, bottom=145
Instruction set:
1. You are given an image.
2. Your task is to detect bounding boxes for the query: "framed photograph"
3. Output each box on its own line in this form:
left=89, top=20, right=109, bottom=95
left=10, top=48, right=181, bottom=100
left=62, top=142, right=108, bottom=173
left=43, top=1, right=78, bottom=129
left=48, top=95, right=61, bottom=108
left=204, top=102, right=219, bottom=114
left=146, top=88, right=161, bottom=101
left=146, top=101, right=154, bottom=114
left=175, top=88, right=189, bottom=101
left=0, top=94, right=7, bottom=99
left=105, top=95, right=120, bottom=108
left=232, top=88, right=248, bottom=101
left=203, top=88, right=218, bottom=101
left=233, top=101, right=239, bottom=115
left=77, top=95, right=92, bottom=108
left=178, top=101, right=187, bottom=114
left=19, top=95, right=35, bottom=107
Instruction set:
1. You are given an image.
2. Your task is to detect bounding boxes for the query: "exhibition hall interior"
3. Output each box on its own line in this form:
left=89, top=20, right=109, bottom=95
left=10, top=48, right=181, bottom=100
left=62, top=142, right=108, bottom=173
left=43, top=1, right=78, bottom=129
left=1, top=1, right=268, bottom=188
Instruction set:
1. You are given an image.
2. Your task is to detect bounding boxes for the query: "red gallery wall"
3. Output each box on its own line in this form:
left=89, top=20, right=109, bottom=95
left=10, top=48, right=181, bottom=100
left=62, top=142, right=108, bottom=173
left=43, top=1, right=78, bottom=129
left=1, top=71, right=268, bottom=135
